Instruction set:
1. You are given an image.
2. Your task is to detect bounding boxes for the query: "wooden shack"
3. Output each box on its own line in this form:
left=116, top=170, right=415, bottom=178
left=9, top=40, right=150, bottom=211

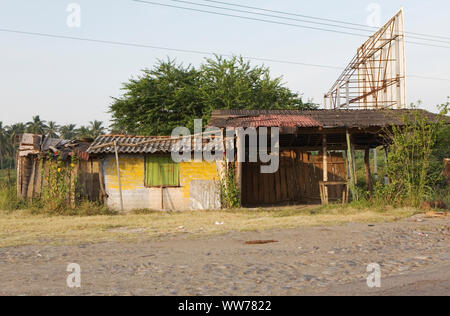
left=209, top=109, right=445, bottom=206
left=16, top=133, right=101, bottom=203
left=445, top=158, right=450, bottom=187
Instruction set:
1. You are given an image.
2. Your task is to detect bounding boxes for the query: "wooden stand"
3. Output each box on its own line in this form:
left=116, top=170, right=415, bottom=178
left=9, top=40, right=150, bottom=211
left=320, top=181, right=349, bottom=205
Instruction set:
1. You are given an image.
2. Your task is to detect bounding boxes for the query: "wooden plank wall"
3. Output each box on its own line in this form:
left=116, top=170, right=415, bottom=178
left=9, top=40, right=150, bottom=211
left=17, top=156, right=101, bottom=203
left=242, top=149, right=346, bottom=206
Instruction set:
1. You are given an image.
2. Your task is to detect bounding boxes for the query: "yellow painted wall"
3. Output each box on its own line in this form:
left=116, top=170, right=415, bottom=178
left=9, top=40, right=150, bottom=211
left=105, top=156, right=145, bottom=191
left=180, top=161, right=219, bottom=198
left=103, top=155, right=219, bottom=210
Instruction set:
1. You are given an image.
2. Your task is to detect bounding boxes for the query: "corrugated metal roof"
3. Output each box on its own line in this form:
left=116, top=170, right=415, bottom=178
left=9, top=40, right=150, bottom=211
left=224, top=115, right=321, bottom=128
left=209, top=109, right=445, bottom=129
left=18, top=134, right=91, bottom=160
left=87, top=135, right=224, bottom=155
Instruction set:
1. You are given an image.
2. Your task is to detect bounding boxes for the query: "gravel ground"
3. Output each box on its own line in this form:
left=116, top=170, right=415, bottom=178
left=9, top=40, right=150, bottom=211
left=0, top=214, right=448, bottom=296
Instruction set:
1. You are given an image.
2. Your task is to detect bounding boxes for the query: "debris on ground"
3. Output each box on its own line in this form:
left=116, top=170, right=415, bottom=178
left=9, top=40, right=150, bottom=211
left=245, top=240, right=278, bottom=245
left=425, top=211, right=450, bottom=218
left=415, top=231, right=429, bottom=238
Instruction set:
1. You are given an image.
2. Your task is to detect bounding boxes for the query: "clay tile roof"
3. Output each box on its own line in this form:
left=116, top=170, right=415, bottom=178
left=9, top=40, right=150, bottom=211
left=87, top=134, right=224, bottom=154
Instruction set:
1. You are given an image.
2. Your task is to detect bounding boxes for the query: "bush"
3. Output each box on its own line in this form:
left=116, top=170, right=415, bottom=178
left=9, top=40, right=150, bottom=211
left=378, top=102, right=449, bottom=207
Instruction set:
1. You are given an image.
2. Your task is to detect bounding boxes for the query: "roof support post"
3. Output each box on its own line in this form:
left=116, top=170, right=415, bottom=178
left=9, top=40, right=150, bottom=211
left=322, top=133, right=328, bottom=205
left=17, top=156, right=22, bottom=198
left=384, top=146, right=390, bottom=185
left=346, top=129, right=358, bottom=201
left=98, top=158, right=108, bottom=205
left=114, top=141, right=124, bottom=213
left=364, top=147, right=373, bottom=195
left=373, top=148, right=378, bottom=182
left=235, top=128, right=243, bottom=205
left=351, top=144, right=357, bottom=185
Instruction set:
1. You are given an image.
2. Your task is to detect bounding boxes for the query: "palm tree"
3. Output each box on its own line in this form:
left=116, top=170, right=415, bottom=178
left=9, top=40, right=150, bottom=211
left=59, top=124, right=77, bottom=140
left=45, top=121, right=60, bottom=138
left=6, top=123, right=25, bottom=170
left=0, top=122, right=7, bottom=170
left=26, top=116, right=47, bottom=135
left=89, top=120, right=106, bottom=138
left=76, top=126, right=93, bottom=139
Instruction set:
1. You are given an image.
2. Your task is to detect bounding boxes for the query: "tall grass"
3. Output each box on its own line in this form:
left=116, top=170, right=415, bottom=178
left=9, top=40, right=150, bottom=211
left=0, top=184, right=22, bottom=211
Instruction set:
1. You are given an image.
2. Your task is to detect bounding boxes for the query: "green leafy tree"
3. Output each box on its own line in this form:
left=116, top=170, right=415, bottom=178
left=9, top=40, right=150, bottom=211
left=110, top=59, right=203, bottom=135
left=199, top=55, right=313, bottom=114
left=110, top=56, right=316, bottom=135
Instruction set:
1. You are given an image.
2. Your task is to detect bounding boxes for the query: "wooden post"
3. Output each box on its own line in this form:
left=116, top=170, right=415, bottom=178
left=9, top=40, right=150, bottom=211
left=384, top=146, right=390, bottom=184
left=364, top=147, right=373, bottom=194
left=322, top=134, right=328, bottom=204
left=26, top=158, right=37, bottom=199
left=346, top=130, right=358, bottom=201
left=98, top=159, right=108, bottom=205
left=70, top=162, right=78, bottom=209
left=16, top=156, right=21, bottom=197
left=351, top=144, right=357, bottom=185
left=161, top=187, right=164, bottom=210
left=114, top=141, right=124, bottom=212
left=236, top=129, right=243, bottom=204
left=373, top=148, right=378, bottom=182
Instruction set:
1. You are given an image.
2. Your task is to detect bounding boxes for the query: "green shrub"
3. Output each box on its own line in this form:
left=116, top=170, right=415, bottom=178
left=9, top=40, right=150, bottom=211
left=218, top=161, right=241, bottom=209
left=379, top=103, right=449, bottom=207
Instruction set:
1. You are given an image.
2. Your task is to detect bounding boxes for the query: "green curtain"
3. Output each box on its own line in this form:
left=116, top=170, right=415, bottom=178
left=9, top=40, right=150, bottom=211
left=145, top=156, right=180, bottom=187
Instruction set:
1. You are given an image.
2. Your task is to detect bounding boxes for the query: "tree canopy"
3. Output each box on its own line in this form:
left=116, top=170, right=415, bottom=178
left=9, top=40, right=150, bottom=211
left=109, top=56, right=317, bottom=135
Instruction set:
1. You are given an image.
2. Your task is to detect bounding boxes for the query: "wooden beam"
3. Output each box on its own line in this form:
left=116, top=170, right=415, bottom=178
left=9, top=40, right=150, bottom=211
left=364, top=147, right=373, bottom=194
left=236, top=129, right=243, bottom=204
left=346, top=129, right=358, bottom=201
left=351, top=144, right=357, bottom=185
left=16, top=156, right=22, bottom=197
left=322, top=134, right=328, bottom=205
left=26, top=158, right=36, bottom=199
left=114, top=141, right=124, bottom=212
left=373, top=148, right=379, bottom=182
left=97, top=159, right=108, bottom=205
left=384, top=146, right=390, bottom=184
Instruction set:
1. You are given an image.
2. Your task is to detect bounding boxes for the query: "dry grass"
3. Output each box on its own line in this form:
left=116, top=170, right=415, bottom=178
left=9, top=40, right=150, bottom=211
left=0, top=205, right=421, bottom=248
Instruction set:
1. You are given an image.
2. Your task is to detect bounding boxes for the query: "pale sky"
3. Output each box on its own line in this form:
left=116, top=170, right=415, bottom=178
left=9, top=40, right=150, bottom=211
left=1, top=0, right=449, bottom=127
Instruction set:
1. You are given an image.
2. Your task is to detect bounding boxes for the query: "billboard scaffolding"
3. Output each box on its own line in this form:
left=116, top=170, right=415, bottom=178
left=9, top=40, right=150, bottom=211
left=324, top=9, right=406, bottom=110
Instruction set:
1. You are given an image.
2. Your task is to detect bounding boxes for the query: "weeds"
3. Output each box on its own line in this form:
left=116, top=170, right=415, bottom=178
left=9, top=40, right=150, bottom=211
left=371, top=103, right=450, bottom=207
left=218, top=161, right=241, bottom=208
left=0, top=185, right=23, bottom=211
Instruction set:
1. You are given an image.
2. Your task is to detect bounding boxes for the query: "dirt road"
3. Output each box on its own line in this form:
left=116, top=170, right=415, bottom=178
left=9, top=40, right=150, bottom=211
left=0, top=215, right=448, bottom=296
